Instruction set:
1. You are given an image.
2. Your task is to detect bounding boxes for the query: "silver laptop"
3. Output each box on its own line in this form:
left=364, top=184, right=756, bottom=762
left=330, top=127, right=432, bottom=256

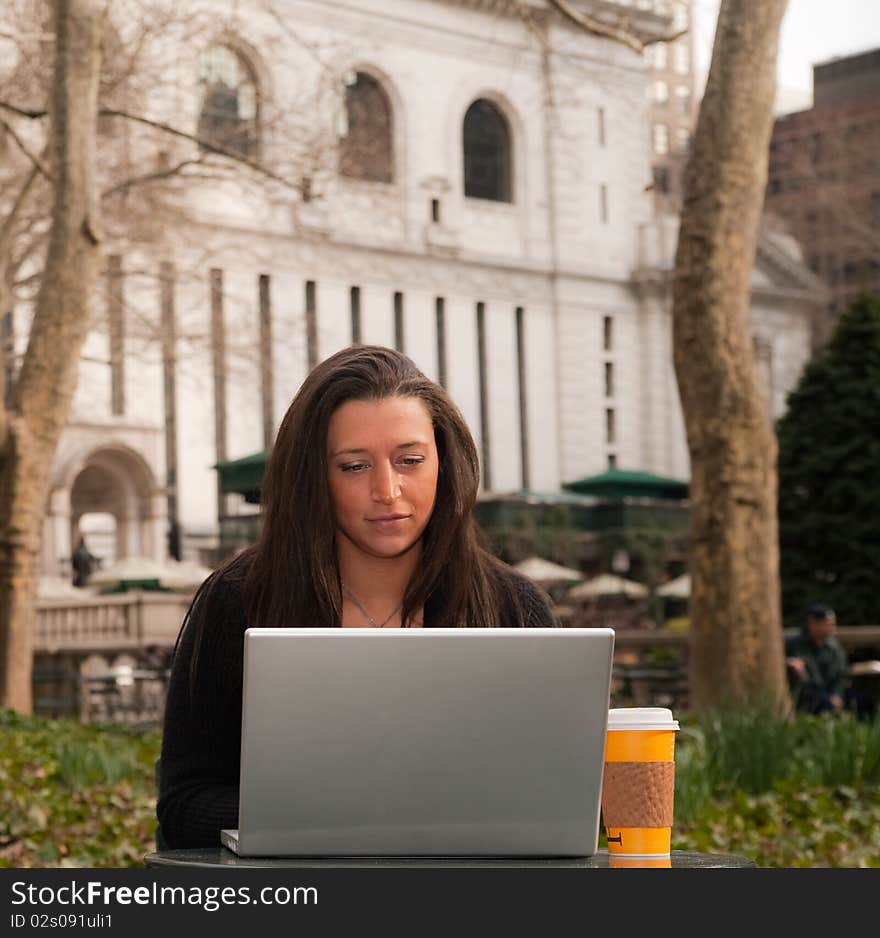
left=221, top=627, right=614, bottom=857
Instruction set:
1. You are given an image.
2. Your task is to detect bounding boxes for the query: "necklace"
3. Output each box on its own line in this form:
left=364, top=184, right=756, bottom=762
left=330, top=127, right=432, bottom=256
left=342, top=584, right=404, bottom=628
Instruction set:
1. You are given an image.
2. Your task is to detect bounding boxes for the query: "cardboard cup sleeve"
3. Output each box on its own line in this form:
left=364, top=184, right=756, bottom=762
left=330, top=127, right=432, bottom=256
left=601, top=761, right=675, bottom=828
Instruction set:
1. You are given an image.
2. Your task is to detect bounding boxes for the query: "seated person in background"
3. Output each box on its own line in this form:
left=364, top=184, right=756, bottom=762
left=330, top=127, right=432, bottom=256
left=156, top=345, right=557, bottom=849
left=785, top=603, right=848, bottom=715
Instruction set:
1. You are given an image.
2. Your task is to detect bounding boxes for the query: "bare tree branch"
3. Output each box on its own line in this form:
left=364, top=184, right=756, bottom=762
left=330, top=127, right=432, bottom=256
left=101, top=107, right=309, bottom=196
left=101, top=158, right=206, bottom=199
left=0, top=100, right=47, bottom=119
left=0, top=166, right=40, bottom=258
left=0, top=29, right=54, bottom=42
left=0, top=115, right=52, bottom=180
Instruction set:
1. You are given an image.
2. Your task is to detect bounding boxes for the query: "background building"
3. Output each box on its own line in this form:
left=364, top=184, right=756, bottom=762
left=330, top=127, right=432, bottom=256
left=3, top=0, right=819, bottom=575
left=644, top=0, right=697, bottom=211
left=765, top=46, right=880, bottom=347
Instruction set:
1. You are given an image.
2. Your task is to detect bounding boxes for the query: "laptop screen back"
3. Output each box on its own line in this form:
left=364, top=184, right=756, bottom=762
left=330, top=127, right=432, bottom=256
left=232, top=627, right=614, bottom=857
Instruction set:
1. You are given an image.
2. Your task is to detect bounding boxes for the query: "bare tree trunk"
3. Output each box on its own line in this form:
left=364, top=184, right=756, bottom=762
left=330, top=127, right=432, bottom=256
left=0, top=0, right=103, bottom=712
left=672, top=0, right=790, bottom=711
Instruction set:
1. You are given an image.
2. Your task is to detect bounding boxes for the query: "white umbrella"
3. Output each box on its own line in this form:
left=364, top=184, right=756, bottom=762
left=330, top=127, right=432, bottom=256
left=88, top=556, right=168, bottom=588
left=89, top=556, right=214, bottom=592
left=37, top=576, right=94, bottom=600
left=158, top=560, right=214, bottom=592
left=656, top=573, right=691, bottom=598
left=513, top=556, right=584, bottom=585
left=567, top=573, right=649, bottom=601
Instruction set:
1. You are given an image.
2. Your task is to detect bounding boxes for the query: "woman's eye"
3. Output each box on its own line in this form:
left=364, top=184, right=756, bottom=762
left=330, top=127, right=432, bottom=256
left=338, top=456, right=423, bottom=472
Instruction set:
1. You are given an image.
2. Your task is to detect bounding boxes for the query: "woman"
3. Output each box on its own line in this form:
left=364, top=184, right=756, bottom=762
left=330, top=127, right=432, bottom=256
left=157, top=345, right=556, bottom=848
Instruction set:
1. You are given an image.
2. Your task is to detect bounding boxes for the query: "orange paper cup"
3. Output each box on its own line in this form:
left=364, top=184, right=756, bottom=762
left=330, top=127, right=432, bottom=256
left=602, top=708, right=679, bottom=858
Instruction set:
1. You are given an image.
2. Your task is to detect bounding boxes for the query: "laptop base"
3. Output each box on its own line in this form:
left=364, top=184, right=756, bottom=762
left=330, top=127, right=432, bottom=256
left=220, top=829, right=240, bottom=854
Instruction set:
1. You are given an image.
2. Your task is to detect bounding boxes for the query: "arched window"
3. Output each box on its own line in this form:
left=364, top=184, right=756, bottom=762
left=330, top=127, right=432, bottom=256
left=197, top=45, right=259, bottom=159
left=339, top=72, right=394, bottom=183
left=463, top=99, right=512, bottom=203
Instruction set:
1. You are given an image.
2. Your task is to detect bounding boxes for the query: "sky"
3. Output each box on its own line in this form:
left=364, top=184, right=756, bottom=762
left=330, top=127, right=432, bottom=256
left=693, top=0, right=880, bottom=113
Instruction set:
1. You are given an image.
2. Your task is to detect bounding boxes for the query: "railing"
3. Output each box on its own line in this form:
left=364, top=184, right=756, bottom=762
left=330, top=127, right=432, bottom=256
left=35, top=592, right=193, bottom=654
left=36, top=595, right=880, bottom=663
left=80, top=667, right=170, bottom=725
left=601, top=625, right=880, bottom=657
left=36, top=595, right=142, bottom=652
left=605, top=625, right=880, bottom=710
left=825, top=626, right=880, bottom=652
left=33, top=593, right=191, bottom=723
left=33, top=595, right=880, bottom=718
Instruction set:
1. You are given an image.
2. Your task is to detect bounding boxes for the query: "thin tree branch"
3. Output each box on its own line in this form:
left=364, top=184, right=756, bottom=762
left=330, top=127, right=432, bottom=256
left=0, top=167, right=39, bottom=290
left=102, top=108, right=308, bottom=195
left=0, top=29, right=54, bottom=42
left=0, top=167, right=40, bottom=255
left=0, top=117, right=52, bottom=180
left=0, top=101, right=46, bottom=119
left=101, top=158, right=206, bottom=199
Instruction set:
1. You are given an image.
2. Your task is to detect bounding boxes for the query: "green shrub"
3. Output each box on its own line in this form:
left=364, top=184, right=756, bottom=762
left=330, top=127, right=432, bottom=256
left=777, top=292, right=880, bottom=627
left=673, top=724, right=712, bottom=824
left=2, top=706, right=880, bottom=867
left=694, top=703, right=800, bottom=794
left=794, top=713, right=880, bottom=787
left=51, top=738, right=143, bottom=788
left=675, top=707, right=880, bottom=800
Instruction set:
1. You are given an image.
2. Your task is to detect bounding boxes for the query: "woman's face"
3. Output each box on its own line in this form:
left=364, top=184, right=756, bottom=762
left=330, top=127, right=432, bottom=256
left=326, top=396, right=440, bottom=561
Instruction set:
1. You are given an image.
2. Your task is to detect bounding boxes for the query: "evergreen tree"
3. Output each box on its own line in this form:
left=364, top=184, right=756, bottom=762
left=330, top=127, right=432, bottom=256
left=777, top=293, right=880, bottom=627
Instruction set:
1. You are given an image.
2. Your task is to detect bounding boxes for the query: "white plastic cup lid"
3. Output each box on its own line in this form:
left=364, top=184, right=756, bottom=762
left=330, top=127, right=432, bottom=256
left=607, top=707, right=680, bottom=732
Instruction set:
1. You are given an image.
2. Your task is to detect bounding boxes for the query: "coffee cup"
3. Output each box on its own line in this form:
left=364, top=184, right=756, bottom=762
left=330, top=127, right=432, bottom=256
left=602, top=707, right=679, bottom=858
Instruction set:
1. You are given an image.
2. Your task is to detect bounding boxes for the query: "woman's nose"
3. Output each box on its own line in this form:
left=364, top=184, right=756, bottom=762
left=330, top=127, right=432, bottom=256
left=372, top=464, right=401, bottom=502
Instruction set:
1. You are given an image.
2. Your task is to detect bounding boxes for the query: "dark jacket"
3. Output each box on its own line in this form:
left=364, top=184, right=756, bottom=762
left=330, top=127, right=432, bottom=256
left=785, top=631, right=848, bottom=714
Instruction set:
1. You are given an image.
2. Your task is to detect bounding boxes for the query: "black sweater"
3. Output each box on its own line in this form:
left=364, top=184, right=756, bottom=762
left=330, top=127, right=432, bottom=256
left=156, top=566, right=557, bottom=848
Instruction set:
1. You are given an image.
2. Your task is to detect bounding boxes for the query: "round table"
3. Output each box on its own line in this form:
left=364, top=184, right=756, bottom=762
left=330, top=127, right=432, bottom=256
left=144, top=847, right=755, bottom=868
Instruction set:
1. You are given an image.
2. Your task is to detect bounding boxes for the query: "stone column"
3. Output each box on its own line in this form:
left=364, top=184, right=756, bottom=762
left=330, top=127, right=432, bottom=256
left=43, top=487, right=73, bottom=578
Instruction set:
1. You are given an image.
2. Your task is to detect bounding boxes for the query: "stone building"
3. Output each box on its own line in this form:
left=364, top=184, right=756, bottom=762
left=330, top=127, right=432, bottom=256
left=643, top=0, right=697, bottom=209
left=11, top=0, right=820, bottom=574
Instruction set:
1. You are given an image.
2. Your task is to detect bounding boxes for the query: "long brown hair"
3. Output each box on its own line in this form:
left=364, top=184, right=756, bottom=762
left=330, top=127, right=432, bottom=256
left=182, top=345, right=519, bottom=679
left=244, top=343, right=514, bottom=629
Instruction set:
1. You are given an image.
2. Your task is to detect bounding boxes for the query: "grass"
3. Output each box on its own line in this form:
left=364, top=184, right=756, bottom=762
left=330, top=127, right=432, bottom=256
left=2, top=707, right=880, bottom=867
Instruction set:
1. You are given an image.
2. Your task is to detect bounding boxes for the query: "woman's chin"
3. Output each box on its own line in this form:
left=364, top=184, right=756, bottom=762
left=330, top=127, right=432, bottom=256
left=356, top=533, right=422, bottom=560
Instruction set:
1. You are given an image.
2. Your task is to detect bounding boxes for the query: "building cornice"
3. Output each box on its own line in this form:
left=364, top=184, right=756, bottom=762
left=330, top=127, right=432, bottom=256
left=755, top=228, right=829, bottom=297
left=152, top=215, right=645, bottom=305
left=632, top=266, right=828, bottom=310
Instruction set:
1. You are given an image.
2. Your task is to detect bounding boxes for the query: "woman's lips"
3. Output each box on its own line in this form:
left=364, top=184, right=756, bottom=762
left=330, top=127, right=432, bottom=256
left=367, top=515, right=410, bottom=528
